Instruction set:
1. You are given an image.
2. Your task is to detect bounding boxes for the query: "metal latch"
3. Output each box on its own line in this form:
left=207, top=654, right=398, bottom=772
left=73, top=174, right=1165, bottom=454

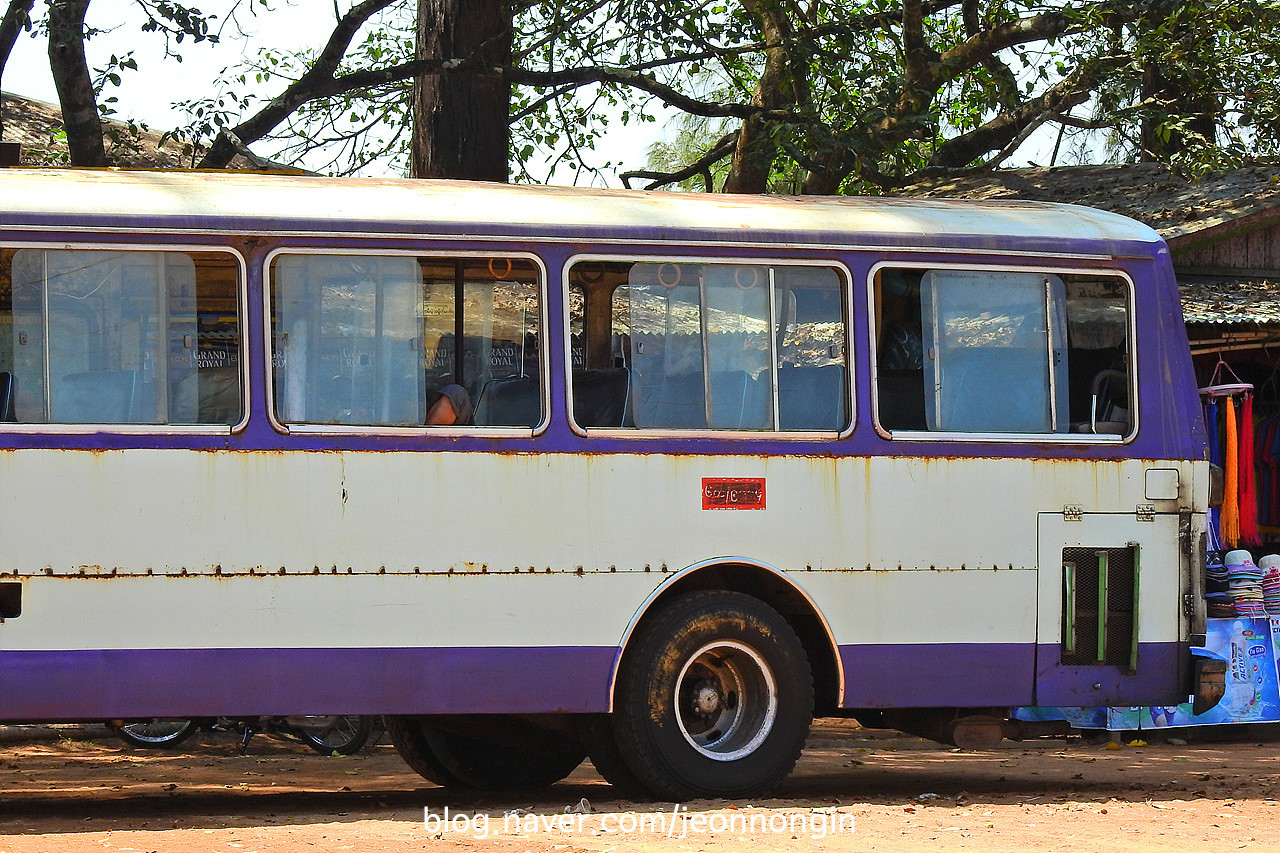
left=1063, top=505, right=1084, bottom=521
left=1136, top=504, right=1156, bottom=522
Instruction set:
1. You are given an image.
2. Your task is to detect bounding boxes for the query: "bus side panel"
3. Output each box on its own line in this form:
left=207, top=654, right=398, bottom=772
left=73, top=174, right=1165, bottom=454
left=797, top=570, right=1039, bottom=707
left=0, top=574, right=634, bottom=719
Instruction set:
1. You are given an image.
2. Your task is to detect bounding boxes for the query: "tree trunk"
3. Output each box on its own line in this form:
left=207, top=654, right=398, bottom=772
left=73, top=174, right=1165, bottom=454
left=48, top=0, right=106, bottom=166
left=723, top=0, right=805, bottom=194
left=0, top=0, right=34, bottom=139
left=411, top=0, right=511, bottom=181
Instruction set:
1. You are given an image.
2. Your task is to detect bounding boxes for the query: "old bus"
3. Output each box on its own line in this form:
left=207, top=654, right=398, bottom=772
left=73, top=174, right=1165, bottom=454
left=0, top=169, right=1215, bottom=799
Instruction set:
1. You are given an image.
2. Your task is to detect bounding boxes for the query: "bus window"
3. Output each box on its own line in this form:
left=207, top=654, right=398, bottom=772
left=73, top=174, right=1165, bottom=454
left=569, top=259, right=848, bottom=432
left=269, top=253, right=541, bottom=429
left=874, top=267, right=1132, bottom=437
left=1, top=247, right=242, bottom=426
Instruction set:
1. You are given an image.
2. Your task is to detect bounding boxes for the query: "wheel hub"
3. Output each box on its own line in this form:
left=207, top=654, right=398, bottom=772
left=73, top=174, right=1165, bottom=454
left=674, top=639, right=779, bottom=762
left=692, top=682, right=722, bottom=715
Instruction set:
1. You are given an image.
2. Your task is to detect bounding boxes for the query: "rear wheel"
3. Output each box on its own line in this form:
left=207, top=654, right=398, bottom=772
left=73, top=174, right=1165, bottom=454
left=384, top=715, right=465, bottom=788
left=610, top=590, right=813, bottom=800
left=387, top=714, right=585, bottom=790
left=578, top=714, right=647, bottom=797
left=109, top=718, right=200, bottom=749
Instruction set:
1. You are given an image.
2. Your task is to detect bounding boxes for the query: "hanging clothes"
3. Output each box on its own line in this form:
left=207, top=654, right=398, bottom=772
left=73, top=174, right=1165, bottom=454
left=1240, top=394, right=1261, bottom=546
left=1201, top=358, right=1254, bottom=549
left=1206, top=397, right=1222, bottom=552
left=1223, top=397, right=1240, bottom=547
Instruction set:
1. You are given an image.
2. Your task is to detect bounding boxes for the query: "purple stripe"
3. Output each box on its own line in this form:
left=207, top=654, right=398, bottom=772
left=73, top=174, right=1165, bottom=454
left=1034, top=642, right=1184, bottom=707
left=3, top=642, right=1188, bottom=720
left=839, top=642, right=1185, bottom=709
left=0, top=646, right=618, bottom=720
left=839, top=643, right=1036, bottom=707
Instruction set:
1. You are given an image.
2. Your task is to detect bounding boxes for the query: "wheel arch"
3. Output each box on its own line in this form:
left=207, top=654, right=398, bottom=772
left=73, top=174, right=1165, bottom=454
left=610, top=559, right=843, bottom=715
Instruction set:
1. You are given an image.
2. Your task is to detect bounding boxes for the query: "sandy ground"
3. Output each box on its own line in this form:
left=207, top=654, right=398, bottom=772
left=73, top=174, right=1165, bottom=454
left=0, top=719, right=1277, bottom=852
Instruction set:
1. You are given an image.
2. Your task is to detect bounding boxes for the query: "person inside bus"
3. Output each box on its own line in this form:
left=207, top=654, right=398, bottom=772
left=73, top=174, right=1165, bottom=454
left=425, top=383, right=472, bottom=426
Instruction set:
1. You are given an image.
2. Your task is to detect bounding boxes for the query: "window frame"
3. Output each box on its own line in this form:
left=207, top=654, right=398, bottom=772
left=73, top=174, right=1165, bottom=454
left=0, top=240, right=249, bottom=435
left=564, top=252, right=856, bottom=440
left=263, top=246, right=549, bottom=438
left=867, top=260, right=1139, bottom=444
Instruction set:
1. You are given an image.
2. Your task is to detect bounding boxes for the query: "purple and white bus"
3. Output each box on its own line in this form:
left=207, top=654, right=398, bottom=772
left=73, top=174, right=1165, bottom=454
left=0, top=169, right=1216, bottom=799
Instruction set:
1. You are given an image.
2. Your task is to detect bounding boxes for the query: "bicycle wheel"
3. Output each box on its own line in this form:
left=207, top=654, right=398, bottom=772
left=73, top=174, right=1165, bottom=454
left=287, top=715, right=373, bottom=755
left=109, top=718, right=200, bottom=749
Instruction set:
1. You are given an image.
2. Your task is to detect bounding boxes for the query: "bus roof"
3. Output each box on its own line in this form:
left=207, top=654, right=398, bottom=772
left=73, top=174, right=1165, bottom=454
left=0, top=168, right=1163, bottom=256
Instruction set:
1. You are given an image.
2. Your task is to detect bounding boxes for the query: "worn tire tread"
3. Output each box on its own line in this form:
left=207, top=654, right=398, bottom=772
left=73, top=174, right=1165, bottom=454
left=610, top=590, right=813, bottom=801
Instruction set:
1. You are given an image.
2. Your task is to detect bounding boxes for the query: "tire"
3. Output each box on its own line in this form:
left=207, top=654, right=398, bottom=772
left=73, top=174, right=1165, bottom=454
left=578, top=713, right=647, bottom=798
left=287, top=715, right=373, bottom=755
left=384, top=715, right=467, bottom=788
left=387, top=714, right=585, bottom=790
left=610, top=590, right=813, bottom=801
left=109, top=718, right=200, bottom=749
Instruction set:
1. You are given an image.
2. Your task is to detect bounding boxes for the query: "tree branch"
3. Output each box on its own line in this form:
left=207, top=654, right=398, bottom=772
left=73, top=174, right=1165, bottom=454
left=620, top=132, right=736, bottom=191
left=198, top=0, right=398, bottom=167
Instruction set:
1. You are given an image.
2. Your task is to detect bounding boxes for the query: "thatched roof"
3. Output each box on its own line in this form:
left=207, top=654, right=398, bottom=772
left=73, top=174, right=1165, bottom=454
left=0, top=91, right=271, bottom=169
left=902, top=163, right=1280, bottom=243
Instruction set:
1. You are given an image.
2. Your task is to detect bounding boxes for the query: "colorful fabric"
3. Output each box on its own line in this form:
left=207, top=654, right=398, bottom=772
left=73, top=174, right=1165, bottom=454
left=1223, top=397, right=1240, bottom=547
left=1241, top=395, right=1261, bottom=545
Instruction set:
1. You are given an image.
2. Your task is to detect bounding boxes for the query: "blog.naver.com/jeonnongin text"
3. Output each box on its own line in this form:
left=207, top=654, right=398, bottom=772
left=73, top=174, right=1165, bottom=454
left=423, top=805, right=856, bottom=840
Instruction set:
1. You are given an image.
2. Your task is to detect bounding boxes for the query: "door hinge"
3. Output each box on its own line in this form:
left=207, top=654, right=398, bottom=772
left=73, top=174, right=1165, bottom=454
left=1063, top=504, right=1084, bottom=522
left=1136, top=504, right=1156, bottom=522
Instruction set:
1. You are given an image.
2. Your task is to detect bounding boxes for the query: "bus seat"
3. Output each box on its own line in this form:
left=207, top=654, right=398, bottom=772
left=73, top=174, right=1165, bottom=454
left=0, top=371, right=15, bottom=422
left=173, top=367, right=241, bottom=425
left=778, top=364, right=845, bottom=430
left=876, top=369, right=927, bottom=431
left=198, top=367, right=242, bottom=425
left=632, top=371, right=706, bottom=427
left=473, top=375, right=540, bottom=427
left=54, top=369, right=136, bottom=423
left=709, top=370, right=769, bottom=429
left=633, top=372, right=706, bottom=429
left=572, top=368, right=631, bottom=428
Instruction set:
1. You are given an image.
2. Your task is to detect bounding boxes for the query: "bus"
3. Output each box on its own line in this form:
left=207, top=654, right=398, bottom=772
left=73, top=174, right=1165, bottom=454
left=0, top=169, right=1217, bottom=800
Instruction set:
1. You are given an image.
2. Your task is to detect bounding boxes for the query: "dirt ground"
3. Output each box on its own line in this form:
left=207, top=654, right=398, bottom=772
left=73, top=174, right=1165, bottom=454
left=0, top=719, right=1277, bottom=852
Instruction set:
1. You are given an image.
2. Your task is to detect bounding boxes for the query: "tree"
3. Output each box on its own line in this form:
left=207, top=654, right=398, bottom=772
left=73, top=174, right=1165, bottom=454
left=199, top=0, right=1280, bottom=189
left=16, top=1, right=1280, bottom=191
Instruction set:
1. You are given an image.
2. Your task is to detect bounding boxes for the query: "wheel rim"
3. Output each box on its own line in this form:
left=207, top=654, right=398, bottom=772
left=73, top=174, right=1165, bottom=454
left=290, top=716, right=359, bottom=748
left=119, top=719, right=192, bottom=743
left=673, top=639, right=778, bottom=761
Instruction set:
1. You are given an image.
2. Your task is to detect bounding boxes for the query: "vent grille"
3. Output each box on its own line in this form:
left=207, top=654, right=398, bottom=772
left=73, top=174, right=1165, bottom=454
left=1061, top=546, right=1139, bottom=669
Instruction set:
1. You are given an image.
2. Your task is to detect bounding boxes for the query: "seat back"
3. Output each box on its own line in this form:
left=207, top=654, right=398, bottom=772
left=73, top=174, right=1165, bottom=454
left=54, top=369, right=136, bottom=423
left=571, top=369, right=631, bottom=428
left=473, top=375, right=540, bottom=427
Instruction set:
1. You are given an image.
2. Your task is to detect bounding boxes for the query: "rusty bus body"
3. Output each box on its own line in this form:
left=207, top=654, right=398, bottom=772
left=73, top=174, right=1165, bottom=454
left=0, top=170, right=1213, bottom=798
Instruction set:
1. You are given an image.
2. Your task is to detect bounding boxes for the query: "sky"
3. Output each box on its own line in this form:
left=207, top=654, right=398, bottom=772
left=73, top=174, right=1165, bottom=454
left=0, top=0, right=664, bottom=184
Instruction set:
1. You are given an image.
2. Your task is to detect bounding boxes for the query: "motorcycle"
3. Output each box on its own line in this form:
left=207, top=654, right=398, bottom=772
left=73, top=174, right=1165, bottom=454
left=107, top=714, right=374, bottom=755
